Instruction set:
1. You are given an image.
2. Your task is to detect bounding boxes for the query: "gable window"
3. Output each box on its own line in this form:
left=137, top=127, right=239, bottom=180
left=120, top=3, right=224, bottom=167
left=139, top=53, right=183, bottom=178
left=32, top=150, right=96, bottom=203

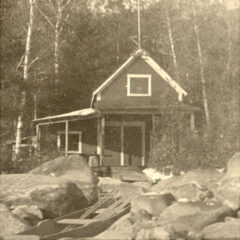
left=127, top=74, right=151, bottom=96
left=57, top=131, right=82, bottom=153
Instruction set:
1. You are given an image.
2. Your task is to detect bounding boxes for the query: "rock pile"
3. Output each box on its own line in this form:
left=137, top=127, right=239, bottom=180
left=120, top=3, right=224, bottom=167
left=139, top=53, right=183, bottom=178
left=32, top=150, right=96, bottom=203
left=1, top=153, right=239, bottom=239
left=29, top=155, right=99, bottom=204
left=96, top=152, right=240, bottom=240
left=0, top=155, right=98, bottom=239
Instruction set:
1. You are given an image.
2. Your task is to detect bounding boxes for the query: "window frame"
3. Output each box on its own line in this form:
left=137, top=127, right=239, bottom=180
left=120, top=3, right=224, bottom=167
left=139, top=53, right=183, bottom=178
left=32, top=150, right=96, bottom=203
left=127, top=74, right=152, bottom=97
left=57, top=131, right=82, bottom=154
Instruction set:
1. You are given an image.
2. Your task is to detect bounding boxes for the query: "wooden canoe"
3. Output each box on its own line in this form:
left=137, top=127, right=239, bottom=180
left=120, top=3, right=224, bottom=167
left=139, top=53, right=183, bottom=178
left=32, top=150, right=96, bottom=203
left=18, top=207, right=90, bottom=237
left=18, top=188, right=130, bottom=240
left=40, top=205, right=129, bottom=240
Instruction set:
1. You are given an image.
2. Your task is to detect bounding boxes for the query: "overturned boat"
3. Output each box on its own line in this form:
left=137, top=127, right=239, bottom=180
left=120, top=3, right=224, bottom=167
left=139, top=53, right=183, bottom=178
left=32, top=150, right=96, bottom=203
left=18, top=188, right=130, bottom=240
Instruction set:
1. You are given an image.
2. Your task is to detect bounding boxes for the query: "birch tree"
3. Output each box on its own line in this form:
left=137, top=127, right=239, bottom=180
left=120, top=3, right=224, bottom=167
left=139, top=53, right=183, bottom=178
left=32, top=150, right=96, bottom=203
left=164, top=0, right=179, bottom=81
left=191, top=0, right=210, bottom=126
left=15, top=0, right=36, bottom=157
left=36, top=0, right=72, bottom=84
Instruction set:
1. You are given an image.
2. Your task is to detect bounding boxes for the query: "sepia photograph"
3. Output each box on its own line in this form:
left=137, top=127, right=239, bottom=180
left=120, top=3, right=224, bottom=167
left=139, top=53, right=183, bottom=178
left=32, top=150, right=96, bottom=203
left=0, top=0, right=239, bottom=239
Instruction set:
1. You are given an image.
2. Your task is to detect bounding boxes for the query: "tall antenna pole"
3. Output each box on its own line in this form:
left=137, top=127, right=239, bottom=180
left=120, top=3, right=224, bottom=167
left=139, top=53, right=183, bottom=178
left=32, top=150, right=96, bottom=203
left=137, top=0, right=141, bottom=49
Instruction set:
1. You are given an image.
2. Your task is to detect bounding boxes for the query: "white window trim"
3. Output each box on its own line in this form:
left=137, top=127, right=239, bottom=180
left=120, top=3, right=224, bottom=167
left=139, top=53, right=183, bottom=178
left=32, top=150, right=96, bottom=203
left=57, top=131, right=82, bottom=154
left=127, top=74, right=152, bottom=96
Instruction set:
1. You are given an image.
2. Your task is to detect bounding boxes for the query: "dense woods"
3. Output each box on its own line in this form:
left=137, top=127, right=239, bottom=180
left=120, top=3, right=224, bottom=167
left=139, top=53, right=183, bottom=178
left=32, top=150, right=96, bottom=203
left=1, top=0, right=239, bottom=172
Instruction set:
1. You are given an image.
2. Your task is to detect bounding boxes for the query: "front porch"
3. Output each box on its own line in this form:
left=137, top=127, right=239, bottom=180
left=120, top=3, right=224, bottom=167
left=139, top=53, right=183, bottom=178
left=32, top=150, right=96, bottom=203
left=33, top=104, right=198, bottom=169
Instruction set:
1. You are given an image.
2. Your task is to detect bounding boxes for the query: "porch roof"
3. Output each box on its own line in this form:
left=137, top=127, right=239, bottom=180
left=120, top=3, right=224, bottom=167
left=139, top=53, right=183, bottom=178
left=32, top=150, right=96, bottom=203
left=33, top=108, right=101, bottom=125
left=95, top=103, right=201, bottom=114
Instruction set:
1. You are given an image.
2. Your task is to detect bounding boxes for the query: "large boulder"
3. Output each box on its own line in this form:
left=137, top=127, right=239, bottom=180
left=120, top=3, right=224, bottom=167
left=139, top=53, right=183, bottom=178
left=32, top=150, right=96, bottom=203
left=110, top=166, right=147, bottom=182
left=131, top=193, right=175, bottom=221
left=151, top=169, right=222, bottom=202
left=0, top=203, right=29, bottom=237
left=95, top=213, right=135, bottom=240
left=202, top=220, right=240, bottom=240
left=215, top=153, right=240, bottom=211
left=157, top=202, right=233, bottom=237
left=11, top=205, right=43, bottom=226
left=135, top=227, right=171, bottom=240
left=29, top=155, right=99, bottom=203
left=117, top=182, right=149, bottom=201
left=0, top=174, right=88, bottom=218
left=98, top=177, right=152, bottom=195
left=225, top=152, right=240, bottom=179
left=97, top=177, right=122, bottom=193
left=216, top=177, right=240, bottom=211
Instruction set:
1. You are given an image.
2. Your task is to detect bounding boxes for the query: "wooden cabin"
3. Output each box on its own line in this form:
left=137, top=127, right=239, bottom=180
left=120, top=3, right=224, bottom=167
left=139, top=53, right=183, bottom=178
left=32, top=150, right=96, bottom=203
left=34, top=49, right=199, bottom=170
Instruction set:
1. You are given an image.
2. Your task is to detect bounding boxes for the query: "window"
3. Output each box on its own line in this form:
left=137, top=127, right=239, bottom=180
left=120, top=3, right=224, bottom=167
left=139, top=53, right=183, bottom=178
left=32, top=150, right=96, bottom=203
left=127, top=74, right=151, bottom=96
left=57, top=131, right=82, bottom=153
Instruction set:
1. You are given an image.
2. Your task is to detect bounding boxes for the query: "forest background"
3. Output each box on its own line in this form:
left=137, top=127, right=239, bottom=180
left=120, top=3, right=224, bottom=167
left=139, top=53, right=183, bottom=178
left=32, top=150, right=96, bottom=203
left=1, top=0, right=239, bottom=172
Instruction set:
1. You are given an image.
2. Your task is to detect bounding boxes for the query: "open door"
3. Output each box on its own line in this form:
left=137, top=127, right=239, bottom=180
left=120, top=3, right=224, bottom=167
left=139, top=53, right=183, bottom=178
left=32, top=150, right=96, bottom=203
left=124, top=126, right=143, bottom=167
left=104, top=126, right=121, bottom=166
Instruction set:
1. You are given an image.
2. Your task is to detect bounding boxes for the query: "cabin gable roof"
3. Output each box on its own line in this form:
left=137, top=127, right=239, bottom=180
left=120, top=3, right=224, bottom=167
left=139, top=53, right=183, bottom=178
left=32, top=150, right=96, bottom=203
left=91, top=48, right=187, bottom=107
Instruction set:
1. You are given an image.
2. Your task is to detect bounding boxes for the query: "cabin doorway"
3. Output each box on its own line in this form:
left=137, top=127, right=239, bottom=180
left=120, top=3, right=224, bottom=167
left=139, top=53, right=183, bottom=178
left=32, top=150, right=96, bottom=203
left=104, top=121, right=145, bottom=166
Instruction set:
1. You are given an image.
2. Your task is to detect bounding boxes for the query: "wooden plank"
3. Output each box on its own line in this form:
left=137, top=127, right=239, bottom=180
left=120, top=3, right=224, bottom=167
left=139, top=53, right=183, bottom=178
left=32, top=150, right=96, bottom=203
left=121, top=175, right=147, bottom=182
left=57, top=219, right=99, bottom=225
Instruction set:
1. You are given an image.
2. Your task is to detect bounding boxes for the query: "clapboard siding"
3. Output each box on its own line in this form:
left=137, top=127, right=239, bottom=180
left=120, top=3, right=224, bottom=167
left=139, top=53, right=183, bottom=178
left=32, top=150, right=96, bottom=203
left=95, top=58, right=177, bottom=109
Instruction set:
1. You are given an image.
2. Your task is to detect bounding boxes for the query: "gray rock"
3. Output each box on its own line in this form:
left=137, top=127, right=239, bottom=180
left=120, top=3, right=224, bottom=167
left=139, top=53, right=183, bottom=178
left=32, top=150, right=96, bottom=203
left=11, top=205, right=42, bottom=226
left=214, top=153, right=240, bottom=211
left=131, top=193, right=175, bottom=221
left=117, top=182, right=149, bottom=201
left=95, top=213, right=135, bottom=240
left=225, top=152, right=240, bottom=179
left=29, top=155, right=99, bottom=204
left=0, top=174, right=88, bottom=217
left=0, top=204, right=29, bottom=237
left=224, top=217, right=240, bottom=223
left=131, top=181, right=153, bottom=190
left=158, top=202, right=232, bottom=237
left=135, top=226, right=171, bottom=240
left=202, top=220, right=240, bottom=240
left=216, top=177, right=240, bottom=211
left=151, top=169, right=222, bottom=202
left=97, top=177, right=122, bottom=193
left=110, top=166, right=147, bottom=181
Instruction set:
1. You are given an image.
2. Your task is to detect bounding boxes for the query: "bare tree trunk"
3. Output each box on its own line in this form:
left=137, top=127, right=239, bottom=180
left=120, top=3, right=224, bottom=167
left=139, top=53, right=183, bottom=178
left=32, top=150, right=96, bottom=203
left=54, top=0, right=72, bottom=84
left=54, top=1, right=62, bottom=84
left=164, top=0, right=179, bottom=81
left=191, top=0, right=210, bottom=126
left=15, top=0, right=36, bottom=157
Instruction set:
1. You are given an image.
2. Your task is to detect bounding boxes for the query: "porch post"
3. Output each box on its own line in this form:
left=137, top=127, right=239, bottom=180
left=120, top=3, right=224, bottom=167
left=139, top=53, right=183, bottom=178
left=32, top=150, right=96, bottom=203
left=120, top=125, right=124, bottom=166
left=36, top=124, right=41, bottom=158
left=190, top=112, right=195, bottom=131
left=99, top=116, right=105, bottom=166
left=57, top=132, right=60, bottom=152
left=97, top=117, right=101, bottom=156
left=142, top=124, right=146, bottom=167
left=150, top=114, right=156, bottom=160
left=65, top=121, right=69, bottom=156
